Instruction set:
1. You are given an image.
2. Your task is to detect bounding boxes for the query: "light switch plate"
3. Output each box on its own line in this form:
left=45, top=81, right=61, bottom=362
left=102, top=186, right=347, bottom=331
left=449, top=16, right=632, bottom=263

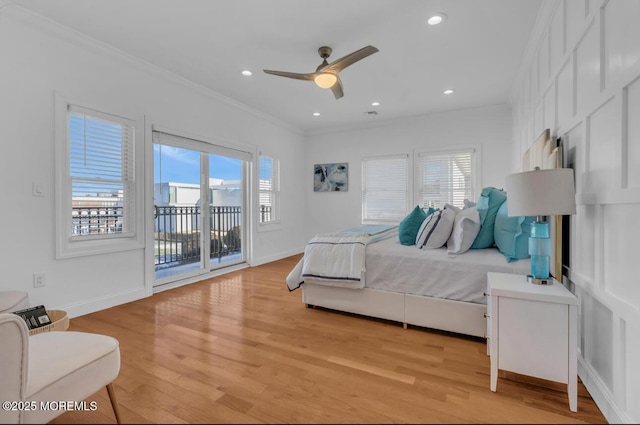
left=32, top=182, right=44, bottom=197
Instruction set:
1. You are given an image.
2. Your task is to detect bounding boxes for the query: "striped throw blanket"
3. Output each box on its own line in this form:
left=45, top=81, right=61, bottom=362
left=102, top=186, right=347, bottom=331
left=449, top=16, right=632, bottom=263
left=286, top=224, right=397, bottom=291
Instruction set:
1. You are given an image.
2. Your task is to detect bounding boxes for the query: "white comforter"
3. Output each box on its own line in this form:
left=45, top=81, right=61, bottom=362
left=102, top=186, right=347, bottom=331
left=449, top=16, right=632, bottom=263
left=286, top=225, right=398, bottom=291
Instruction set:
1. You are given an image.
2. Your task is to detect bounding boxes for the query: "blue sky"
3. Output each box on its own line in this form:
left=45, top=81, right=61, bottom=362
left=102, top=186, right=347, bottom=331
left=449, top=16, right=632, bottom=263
left=154, top=144, right=242, bottom=184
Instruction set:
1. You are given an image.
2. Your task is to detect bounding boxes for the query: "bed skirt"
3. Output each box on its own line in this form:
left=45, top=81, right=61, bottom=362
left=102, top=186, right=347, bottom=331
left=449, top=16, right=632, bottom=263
left=302, top=283, right=487, bottom=338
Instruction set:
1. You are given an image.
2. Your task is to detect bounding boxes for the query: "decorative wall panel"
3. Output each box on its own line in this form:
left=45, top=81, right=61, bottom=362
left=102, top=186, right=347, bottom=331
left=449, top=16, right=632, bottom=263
left=576, top=19, right=601, bottom=116
left=573, top=204, right=596, bottom=283
left=508, top=0, right=640, bottom=420
left=557, top=59, right=574, bottom=129
left=604, top=0, right=640, bottom=88
left=566, top=0, right=587, bottom=53
left=539, top=31, right=550, bottom=89
left=544, top=85, right=556, bottom=131
left=564, top=122, right=584, bottom=193
left=534, top=101, right=544, bottom=137
left=628, top=319, right=639, bottom=420
left=584, top=294, right=614, bottom=391
left=626, top=76, right=640, bottom=188
left=549, top=3, right=566, bottom=76
left=603, top=204, right=640, bottom=307
left=587, top=98, right=619, bottom=193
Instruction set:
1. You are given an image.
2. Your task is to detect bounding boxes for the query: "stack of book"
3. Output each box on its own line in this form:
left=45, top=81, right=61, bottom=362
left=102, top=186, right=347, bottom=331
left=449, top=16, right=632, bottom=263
left=12, top=305, right=51, bottom=330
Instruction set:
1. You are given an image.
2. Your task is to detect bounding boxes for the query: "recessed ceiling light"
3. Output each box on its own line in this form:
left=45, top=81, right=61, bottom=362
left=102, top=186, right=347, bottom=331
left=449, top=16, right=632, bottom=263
left=371, top=101, right=381, bottom=106
left=428, top=13, right=447, bottom=25
left=313, top=112, right=321, bottom=117
left=241, top=70, right=253, bottom=77
left=443, top=89, right=454, bottom=95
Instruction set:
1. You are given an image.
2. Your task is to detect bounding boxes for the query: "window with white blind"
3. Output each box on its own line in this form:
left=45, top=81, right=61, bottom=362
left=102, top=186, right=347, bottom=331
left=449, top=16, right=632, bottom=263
left=362, top=154, right=409, bottom=223
left=416, top=148, right=475, bottom=210
left=55, top=97, right=143, bottom=258
left=68, top=106, right=135, bottom=237
left=258, top=155, right=280, bottom=225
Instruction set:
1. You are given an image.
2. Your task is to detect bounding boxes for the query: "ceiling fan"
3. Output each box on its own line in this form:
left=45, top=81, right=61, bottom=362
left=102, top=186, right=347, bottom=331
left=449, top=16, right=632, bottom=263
left=263, top=45, right=379, bottom=99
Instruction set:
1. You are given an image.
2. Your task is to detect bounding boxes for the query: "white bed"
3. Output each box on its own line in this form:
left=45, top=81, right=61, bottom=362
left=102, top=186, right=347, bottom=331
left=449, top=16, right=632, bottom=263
left=301, top=234, right=530, bottom=338
left=295, top=128, right=563, bottom=338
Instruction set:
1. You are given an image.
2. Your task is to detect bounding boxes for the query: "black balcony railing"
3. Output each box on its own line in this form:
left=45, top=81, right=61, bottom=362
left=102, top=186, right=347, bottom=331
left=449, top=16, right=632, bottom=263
left=72, top=207, right=123, bottom=236
left=72, top=204, right=272, bottom=268
left=154, top=205, right=243, bottom=266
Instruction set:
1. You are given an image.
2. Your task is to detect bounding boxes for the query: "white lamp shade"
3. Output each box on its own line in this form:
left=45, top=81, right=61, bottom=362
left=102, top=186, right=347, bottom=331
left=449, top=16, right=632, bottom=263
left=505, top=168, right=577, bottom=217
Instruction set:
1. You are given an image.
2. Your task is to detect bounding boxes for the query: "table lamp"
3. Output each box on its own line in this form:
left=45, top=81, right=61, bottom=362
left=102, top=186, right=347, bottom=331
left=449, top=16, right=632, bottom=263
left=505, top=167, right=576, bottom=285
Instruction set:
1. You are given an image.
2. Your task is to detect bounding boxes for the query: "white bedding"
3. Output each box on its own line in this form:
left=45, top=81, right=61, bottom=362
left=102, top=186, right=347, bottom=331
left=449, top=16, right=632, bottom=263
left=364, top=237, right=531, bottom=304
left=286, top=225, right=398, bottom=291
left=288, top=226, right=531, bottom=305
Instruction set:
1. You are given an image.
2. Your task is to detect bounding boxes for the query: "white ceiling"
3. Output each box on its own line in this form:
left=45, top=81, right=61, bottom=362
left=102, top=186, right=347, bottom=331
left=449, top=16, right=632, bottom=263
left=9, top=0, right=542, bottom=133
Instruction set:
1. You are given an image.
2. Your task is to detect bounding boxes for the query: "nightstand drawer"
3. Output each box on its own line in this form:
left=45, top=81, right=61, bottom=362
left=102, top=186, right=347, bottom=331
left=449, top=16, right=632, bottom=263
left=498, top=297, right=568, bottom=382
left=487, top=271, right=577, bottom=412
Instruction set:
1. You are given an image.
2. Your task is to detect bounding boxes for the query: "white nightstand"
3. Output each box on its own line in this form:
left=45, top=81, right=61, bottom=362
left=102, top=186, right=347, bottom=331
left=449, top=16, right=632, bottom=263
left=486, top=272, right=578, bottom=412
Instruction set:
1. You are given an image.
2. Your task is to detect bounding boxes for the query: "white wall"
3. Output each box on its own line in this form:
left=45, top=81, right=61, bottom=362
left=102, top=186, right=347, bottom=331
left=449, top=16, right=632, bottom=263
left=304, top=104, right=513, bottom=239
left=0, top=5, right=307, bottom=317
left=509, top=0, right=640, bottom=422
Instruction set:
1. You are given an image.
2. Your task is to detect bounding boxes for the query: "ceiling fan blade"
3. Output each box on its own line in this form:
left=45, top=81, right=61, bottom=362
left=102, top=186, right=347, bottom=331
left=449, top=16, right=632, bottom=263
left=330, top=77, right=344, bottom=100
left=323, top=45, right=379, bottom=74
left=263, top=69, right=316, bottom=81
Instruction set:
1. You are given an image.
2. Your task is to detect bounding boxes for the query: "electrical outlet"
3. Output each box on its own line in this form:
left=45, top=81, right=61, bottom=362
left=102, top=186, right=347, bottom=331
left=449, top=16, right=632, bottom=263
left=33, top=273, right=46, bottom=288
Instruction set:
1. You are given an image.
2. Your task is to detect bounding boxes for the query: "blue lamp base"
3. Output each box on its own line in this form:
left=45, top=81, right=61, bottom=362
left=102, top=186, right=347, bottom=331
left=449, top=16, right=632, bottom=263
left=528, top=220, right=553, bottom=285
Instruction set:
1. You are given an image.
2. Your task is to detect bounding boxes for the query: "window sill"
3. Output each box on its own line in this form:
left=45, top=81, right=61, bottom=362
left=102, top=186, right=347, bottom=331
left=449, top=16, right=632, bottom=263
left=257, top=222, right=282, bottom=233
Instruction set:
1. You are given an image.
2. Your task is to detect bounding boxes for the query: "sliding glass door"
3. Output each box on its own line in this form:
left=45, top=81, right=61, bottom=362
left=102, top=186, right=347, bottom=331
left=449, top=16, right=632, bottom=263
left=153, top=131, right=248, bottom=286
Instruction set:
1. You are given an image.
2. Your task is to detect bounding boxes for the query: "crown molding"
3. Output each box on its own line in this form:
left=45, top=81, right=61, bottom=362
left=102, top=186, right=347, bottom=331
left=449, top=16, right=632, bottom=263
left=1, top=2, right=305, bottom=137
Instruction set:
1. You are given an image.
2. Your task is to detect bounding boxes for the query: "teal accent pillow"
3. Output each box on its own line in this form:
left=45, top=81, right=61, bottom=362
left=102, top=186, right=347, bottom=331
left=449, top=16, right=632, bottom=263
left=494, top=201, right=536, bottom=262
left=423, top=206, right=436, bottom=217
left=471, top=187, right=507, bottom=249
left=398, top=205, right=428, bottom=245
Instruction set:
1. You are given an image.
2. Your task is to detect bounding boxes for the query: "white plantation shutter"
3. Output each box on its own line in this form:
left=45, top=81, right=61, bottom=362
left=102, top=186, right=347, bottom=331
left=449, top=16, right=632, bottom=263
left=417, top=149, right=475, bottom=210
left=362, top=154, right=409, bottom=222
left=259, top=155, right=280, bottom=224
left=68, top=106, right=135, bottom=237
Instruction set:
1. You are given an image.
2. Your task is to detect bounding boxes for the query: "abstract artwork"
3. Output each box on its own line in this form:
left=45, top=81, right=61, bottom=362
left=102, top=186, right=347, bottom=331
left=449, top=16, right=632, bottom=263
left=314, top=163, right=348, bottom=192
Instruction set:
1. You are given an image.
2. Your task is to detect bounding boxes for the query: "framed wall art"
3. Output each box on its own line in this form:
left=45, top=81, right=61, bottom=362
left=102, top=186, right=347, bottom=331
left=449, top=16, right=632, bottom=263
left=313, top=162, right=348, bottom=192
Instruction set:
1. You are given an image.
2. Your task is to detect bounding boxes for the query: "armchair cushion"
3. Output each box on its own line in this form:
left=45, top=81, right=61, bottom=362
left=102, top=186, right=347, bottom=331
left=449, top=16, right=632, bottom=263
left=25, top=332, right=120, bottom=423
left=0, top=313, right=121, bottom=424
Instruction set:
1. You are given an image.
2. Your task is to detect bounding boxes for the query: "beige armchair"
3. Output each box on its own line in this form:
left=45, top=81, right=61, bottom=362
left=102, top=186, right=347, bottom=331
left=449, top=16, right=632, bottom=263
left=0, top=313, right=122, bottom=424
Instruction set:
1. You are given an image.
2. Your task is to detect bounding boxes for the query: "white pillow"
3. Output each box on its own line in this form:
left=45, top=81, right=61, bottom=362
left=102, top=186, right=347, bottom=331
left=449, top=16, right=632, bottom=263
left=464, top=199, right=477, bottom=209
left=447, top=206, right=481, bottom=256
left=443, top=203, right=461, bottom=214
left=416, top=208, right=457, bottom=249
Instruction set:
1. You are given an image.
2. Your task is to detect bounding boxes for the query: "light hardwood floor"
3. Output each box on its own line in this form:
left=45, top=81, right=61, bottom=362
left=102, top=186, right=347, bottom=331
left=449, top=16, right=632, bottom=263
left=52, top=254, right=607, bottom=424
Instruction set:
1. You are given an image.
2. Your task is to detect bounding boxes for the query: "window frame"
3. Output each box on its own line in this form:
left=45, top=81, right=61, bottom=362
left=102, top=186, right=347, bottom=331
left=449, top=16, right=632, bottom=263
left=414, top=146, right=479, bottom=210
left=361, top=154, right=410, bottom=224
left=257, top=153, right=281, bottom=229
left=55, top=93, right=144, bottom=259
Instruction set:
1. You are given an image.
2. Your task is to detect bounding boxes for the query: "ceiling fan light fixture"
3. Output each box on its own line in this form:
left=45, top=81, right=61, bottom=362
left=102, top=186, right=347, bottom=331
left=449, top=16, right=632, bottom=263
left=428, top=13, right=447, bottom=25
left=314, top=72, right=338, bottom=89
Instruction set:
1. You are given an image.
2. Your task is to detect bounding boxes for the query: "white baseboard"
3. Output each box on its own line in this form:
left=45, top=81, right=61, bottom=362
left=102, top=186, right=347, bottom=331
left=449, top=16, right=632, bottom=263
left=251, top=248, right=303, bottom=267
left=152, top=262, right=249, bottom=294
left=579, top=354, right=630, bottom=424
left=59, top=287, right=148, bottom=319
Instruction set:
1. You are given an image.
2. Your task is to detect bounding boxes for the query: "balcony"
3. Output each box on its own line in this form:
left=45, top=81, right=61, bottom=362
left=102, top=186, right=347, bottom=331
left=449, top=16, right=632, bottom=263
left=71, top=205, right=271, bottom=269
